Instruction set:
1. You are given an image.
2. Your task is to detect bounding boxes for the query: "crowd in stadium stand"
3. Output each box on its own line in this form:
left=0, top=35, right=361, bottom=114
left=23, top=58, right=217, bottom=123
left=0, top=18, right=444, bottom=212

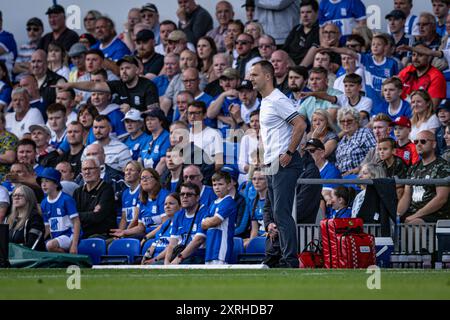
left=0, top=0, right=449, bottom=267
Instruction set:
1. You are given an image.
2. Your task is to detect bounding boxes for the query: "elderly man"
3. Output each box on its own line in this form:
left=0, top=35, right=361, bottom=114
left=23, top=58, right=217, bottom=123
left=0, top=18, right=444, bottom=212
left=38, top=4, right=78, bottom=52
left=74, top=157, right=117, bottom=239
left=397, top=130, right=450, bottom=224
left=5, top=88, right=44, bottom=139
left=84, top=115, right=132, bottom=171
left=206, top=1, right=234, bottom=53
left=30, top=49, right=66, bottom=106
left=270, top=50, right=292, bottom=95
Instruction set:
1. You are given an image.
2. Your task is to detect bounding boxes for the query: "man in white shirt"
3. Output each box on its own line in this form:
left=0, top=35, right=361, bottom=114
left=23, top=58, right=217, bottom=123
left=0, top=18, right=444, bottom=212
left=5, top=87, right=44, bottom=139
left=187, top=101, right=223, bottom=172
left=249, top=60, right=306, bottom=268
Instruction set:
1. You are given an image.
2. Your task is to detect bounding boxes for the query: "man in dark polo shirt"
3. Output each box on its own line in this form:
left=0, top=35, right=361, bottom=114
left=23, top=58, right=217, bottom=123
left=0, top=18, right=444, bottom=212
left=38, top=5, right=79, bottom=52
left=282, top=0, right=320, bottom=65
left=135, top=29, right=164, bottom=77
left=55, top=55, right=159, bottom=112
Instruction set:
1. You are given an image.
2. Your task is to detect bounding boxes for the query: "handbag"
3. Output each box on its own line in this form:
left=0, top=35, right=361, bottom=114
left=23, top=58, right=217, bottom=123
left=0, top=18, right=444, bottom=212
left=298, top=240, right=324, bottom=268
left=170, top=205, right=200, bottom=261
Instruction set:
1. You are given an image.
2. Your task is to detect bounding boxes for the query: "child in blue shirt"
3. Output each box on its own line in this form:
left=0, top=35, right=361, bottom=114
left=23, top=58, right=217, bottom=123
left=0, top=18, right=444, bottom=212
left=39, top=168, right=81, bottom=254
left=326, top=186, right=356, bottom=219
left=201, top=171, right=237, bottom=264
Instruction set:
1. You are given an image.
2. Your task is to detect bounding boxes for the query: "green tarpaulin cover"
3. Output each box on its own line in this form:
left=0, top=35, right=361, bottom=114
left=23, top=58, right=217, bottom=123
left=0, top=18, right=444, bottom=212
left=8, top=244, right=92, bottom=268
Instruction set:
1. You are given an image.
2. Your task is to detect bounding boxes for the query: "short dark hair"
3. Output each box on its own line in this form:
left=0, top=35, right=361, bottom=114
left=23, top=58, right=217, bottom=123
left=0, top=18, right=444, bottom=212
left=253, top=60, right=275, bottom=78
left=333, top=186, right=356, bottom=207
left=47, top=103, right=66, bottom=115
left=94, top=115, right=112, bottom=124
left=343, top=73, right=362, bottom=85
left=378, top=137, right=396, bottom=149
left=160, top=20, right=177, bottom=29
left=180, top=182, right=200, bottom=195
left=309, top=66, right=328, bottom=77
left=300, top=0, right=319, bottom=12
left=18, top=138, right=36, bottom=150
left=249, top=110, right=260, bottom=119
left=92, top=68, right=108, bottom=80
left=187, top=101, right=207, bottom=114
left=229, top=19, right=245, bottom=33
left=212, top=171, right=232, bottom=184
left=346, top=34, right=366, bottom=47
left=59, top=88, right=76, bottom=100
left=288, top=65, right=309, bottom=80
left=86, top=49, right=105, bottom=60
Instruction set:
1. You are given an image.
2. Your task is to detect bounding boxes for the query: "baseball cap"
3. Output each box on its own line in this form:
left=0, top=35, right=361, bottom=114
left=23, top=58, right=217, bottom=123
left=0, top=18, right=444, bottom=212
left=141, top=3, right=158, bottom=13
left=304, top=138, right=325, bottom=150
left=29, top=124, right=51, bottom=136
left=241, top=0, right=255, bottom=8
left=237, top=80, right=253, bottom=91
left=79, top=33, right=97, bottom=47
left=117, top=55, right=140, bottom=67
left=436, top=100, right=450, bottom=113
left=46, top=4, right=65, bottom=15
left=392, top=116, right=411, bottom=128
left=219, top=68, right=240, bottom=80
left=27, top=17, right=44, bottom=29
left=38, top=167, right=62, bottom=189
left=136, top=29, right=155, bottom=42
left=220, top=165, right=239, bottom=182
left=68, top=43, right=88, bottom=58
left=168, top=30, right=187, bottom=42
left=385, top=10, right=406, bottom=20
left=123, top=109, right=143, bottom=122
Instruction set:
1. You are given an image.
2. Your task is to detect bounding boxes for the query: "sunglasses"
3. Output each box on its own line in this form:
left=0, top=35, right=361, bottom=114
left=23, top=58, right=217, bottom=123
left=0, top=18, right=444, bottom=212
left=413, top=139, right=434, bottom=145
left=27, top=27, right=40, bottom=32
left=180, top=192, right=196, bottom=198
left=305, top=148, right=318, bottom=154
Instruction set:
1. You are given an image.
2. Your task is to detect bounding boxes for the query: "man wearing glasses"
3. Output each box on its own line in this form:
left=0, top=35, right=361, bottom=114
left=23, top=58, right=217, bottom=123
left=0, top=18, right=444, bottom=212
left=397, top=130, right=450, bottom=224
left=233, top=33, right=261, bottom=79
left=164, top=182, right=209, bottom=265
left=13, top=18, right=43, bottom=81
left=73, top=157, right=117, bottom=239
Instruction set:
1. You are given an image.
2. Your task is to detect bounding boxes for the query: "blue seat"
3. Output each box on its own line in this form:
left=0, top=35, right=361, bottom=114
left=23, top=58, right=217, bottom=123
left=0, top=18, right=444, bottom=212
left=246, top=236, right=266, bottom=254
left=78, top=238, right=107, bottom=265
left=104, top=238, right=141, bottom=264
left=230, top=237, right=244, bottom=264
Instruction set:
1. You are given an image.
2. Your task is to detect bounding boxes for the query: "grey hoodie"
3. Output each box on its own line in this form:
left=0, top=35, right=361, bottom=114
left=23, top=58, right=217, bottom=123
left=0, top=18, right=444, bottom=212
left=255, top=0, right=300, bottom=45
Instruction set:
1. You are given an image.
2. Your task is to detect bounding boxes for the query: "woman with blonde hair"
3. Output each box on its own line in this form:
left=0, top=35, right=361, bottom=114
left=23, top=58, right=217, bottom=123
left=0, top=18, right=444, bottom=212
left=6, top=185, right=45, bottom=251
left=244, top=22, right=265, bottom=49
left=409, top=90, right=440, bottom=140
left=306, top=109, right=339, bottom=162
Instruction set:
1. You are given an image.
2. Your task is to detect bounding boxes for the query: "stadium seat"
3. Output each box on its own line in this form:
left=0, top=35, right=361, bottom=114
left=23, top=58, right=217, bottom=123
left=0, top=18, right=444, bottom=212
left=101, top=238, right=141, bottom=264
left=246, top=236, right=266, bottom=254
left=78, top=238, right=107, bottom=265
left=230, top=237, right=244, bottom=264
left=238, top=237, right=266, bottom=264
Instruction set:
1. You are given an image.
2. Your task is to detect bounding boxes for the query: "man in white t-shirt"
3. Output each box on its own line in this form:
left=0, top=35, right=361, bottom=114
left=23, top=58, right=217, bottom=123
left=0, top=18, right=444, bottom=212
left=188, top=100, right=223, bottom=172
left=5, top=87, right=44, bottom=139
left=249, top=60, right=307, bottom=268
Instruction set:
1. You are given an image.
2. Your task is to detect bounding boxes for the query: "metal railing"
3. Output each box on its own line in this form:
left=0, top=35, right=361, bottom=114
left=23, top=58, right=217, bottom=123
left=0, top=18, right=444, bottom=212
left=296, top=223, right=437, bottom=254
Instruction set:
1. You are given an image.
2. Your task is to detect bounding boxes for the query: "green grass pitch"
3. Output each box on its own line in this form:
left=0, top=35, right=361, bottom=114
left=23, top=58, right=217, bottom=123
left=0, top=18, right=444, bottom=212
left=1, top=269, right=449, bottom=300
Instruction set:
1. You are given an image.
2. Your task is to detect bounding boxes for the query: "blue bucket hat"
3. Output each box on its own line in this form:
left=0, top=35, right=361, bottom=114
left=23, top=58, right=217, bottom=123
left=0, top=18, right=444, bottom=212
left=38, top=167, right=62, bottom=190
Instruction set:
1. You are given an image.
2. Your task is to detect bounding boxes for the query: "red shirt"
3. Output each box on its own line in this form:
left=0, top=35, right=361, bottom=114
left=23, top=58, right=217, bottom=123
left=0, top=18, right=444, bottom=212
left=398, top=65, right=446, bottom=100
left=395, top=140, right=420, bottom=166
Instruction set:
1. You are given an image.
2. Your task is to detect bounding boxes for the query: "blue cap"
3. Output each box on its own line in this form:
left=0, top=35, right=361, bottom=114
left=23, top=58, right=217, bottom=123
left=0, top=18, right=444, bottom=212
left=220, top=165, right=239, bottom=182
left=38, top=167, right=62, bottom=189
left=437, top=100, right=450, bottom=113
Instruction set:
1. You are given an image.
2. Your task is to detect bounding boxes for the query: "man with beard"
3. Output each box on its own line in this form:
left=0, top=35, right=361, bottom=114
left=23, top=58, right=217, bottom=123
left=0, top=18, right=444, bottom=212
left=286, top=66, right=309, bottom=106
left=135, top=29, right=164, bottom=78
left=55, top=55, right=159, bottom=112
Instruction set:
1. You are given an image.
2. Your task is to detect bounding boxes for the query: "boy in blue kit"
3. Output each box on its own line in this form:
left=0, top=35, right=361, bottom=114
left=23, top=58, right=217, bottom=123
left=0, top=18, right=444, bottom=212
left=39, top=168, right=81, bottom=254
left=373, top=77, right=412, bottom=120
left=201, top=171, right=237, bottom=265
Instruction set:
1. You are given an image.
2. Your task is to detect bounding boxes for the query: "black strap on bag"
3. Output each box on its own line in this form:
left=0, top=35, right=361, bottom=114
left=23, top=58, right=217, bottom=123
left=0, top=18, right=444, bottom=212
left=170, top=204, right=202, bottom=261
left=183, top=204, right=201, bottom=246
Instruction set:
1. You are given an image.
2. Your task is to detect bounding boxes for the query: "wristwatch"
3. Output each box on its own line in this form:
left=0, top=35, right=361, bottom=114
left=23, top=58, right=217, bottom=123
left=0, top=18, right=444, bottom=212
left=286, top=150, right=294, bottom=156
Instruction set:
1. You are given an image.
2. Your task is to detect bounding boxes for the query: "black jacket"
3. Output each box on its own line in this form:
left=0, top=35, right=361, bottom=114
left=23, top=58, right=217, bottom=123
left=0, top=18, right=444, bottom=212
left=73, top=180, right=117, bottom=238
left=296, top=153, right=322, bottom=223
left=8, top=209, right=46, bottom=251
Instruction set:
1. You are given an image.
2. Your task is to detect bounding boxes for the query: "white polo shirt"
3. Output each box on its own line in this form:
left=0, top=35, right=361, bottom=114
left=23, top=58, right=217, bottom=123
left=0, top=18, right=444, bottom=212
left=189, top=126, right=223, bottom=159
left=5, top=108, right=45, bottom=139
left=259, top=89, right=300, bottom=165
